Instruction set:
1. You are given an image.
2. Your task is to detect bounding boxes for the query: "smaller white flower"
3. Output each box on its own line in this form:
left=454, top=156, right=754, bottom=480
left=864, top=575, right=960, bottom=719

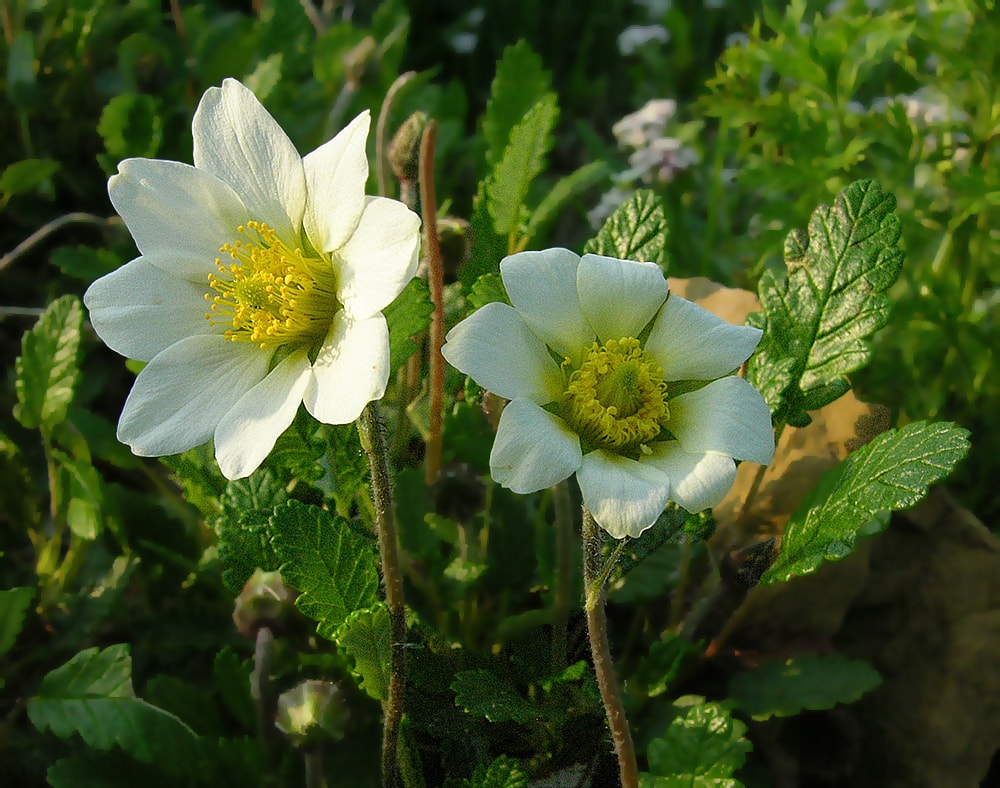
left=84, top=79, right=420, bottom=479
left=442, top=250, right=774, bottom=539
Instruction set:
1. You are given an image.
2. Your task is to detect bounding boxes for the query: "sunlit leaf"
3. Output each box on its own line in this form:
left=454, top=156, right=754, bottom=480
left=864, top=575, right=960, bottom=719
left=584, top=190, right=668, bottom=269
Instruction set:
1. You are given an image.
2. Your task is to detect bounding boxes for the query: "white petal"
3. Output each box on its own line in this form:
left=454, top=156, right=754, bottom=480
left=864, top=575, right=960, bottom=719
left=576, top=450, right=671, bottom=539
left=109, top=158, right=249, bottom=281
left=118, top=335, right=270, bottom=457
left=490, top=399, right=582, bottom=493
left=192, top=78, right=305, bottom=242
left=645, top=445, right=737, bottom=512
left=215, top=350, right=312, bottom=479
left=500, top=248, right=594, bottom=365
left=336, top=196, right=421, bottom=319
left=577, top=254, right=668, bottom=341
left=441, top=302, right=562, bottom=404
left=84, top=257, right=215, bottom=361
left=669, top=376, right=775, bottom=464
left=303, top=111, right=370, bottom=254
left=646, top=295, right=763, bottom=381
left=303, top=311, right=389, bottom=424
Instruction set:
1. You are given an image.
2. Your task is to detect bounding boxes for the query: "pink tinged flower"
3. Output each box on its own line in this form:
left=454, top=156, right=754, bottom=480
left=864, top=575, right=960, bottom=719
left=84, top=79, right=421, bottom=479
left=441, top=250, right=775, bottom=539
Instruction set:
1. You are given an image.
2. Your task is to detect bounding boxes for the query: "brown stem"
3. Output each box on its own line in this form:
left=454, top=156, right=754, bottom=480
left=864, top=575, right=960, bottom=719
left=419, top=121, right=444, bottom=487
left=551, top=481, right=573, bottom=673
left=0, top=213, right=117, bottom=272
left=360, top=403, right=406, bottom=788
left=582, top=506, right=639, bottom=788
left=376, top=71, right=416, bottom=198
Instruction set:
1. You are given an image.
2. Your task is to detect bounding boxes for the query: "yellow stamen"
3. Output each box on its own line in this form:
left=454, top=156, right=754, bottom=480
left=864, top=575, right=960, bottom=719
left=562, top=337, right=669, bottom=450
left=205, top=221, right=337, bottom=350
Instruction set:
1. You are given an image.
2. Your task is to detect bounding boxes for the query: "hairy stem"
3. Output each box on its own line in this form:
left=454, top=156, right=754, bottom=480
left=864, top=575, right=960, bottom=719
left=420, top=121, right=444, bottom=486
left=360, top=403, right=406, bottom=788
left=0, top=213, right=116, bottom=272
left=582, top=506, right=639, bottom=788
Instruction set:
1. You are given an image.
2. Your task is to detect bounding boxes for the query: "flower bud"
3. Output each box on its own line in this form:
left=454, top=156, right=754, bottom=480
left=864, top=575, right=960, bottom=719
left=275, top=679, right=349, bottom=748
left=389, top=111, right=428, bottom=184
left=233, top=569, right=296, bottom=638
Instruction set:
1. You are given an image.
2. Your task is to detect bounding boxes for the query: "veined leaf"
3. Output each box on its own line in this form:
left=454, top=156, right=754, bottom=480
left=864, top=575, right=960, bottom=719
left=215, top=470, right=286, bottom=593
left=14, top=295, right=83, bottom=430
left=729, top=653, right=881, bottom=720
left=27, top=645, right=199, bottom=774
left=0, top=586, right=35, bottom=658
left=747, top=180, right=904, bottom=424
left=452, top=669, right=542, bottom=725
left=384, top=277, right=433, bottom=376
left=269, top=500, right=379, bottom=639
left=763, top=421, right=970, bottom=583
left=465, top=755, right=530, bottom=788
left=0, top=158, right=59, bottom=195
left=468, top=272, right=510, bottom=310
left=486, top=95, right=559, bottom=238
left=482, top=40, right=552, bottom=167
left=583, top=190, right=668, bottom=270
left=639, top=695, right=750, bottom=786
left=336, top=603, right=392, bottom=701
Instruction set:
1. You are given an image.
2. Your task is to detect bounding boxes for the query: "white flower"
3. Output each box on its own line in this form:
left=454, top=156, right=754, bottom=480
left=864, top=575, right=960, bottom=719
left=84, top=79, right=420, bottom=479
left=441, top=250, right=774, bottom=539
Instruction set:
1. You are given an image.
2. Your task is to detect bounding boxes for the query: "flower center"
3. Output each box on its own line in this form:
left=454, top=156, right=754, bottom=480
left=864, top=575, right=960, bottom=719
left=205, top=222, right=337, bottom=350
left=561, top=337, right=669, bottom=451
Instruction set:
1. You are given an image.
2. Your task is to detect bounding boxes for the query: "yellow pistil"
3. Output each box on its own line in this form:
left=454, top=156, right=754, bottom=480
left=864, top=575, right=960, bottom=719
left=205, top=221, right=337, bottom=350
left=562, top=337, right=669, bottom=451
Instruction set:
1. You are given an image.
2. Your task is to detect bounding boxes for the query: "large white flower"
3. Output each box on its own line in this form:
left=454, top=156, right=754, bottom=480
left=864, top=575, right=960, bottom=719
left=441, top=249, right=775, bottom=539
left=84, top=79, right=420, bottom=479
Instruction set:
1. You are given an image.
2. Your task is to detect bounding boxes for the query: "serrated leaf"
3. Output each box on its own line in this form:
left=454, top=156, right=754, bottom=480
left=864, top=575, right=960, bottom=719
left=451, top=669, right=542, bottom=725
left=269, top=500, right=379, bottom=639
left=0, top=158, right=59, bottom=195
left=321, top=422, right=370, bottom=518
left=486, top=95, right=559, bottom=238
left=483, top=41, right=552, bottom=167
left=729, top=653, right=881, bottom=720
left=763, top=421, right=970, bottom=583
left=336, top=603, right=392, bottom=701
left=384, top=277, right=433, bottom=376
left=463, top=184, right=509, bottom=288
left=215, top=470, right=287, bottom=593
left=97, top=93, right=163, bottom=162
left=14, top=295, right=83, bottom=430
left=523, top=160, right=610, bottom=240
left=583, top=190, right=668, bottom=269
left=639, top=696, right=750, bottom=787
left=28, top=645, right=199, bottom=774
left=50, top=245, right=120, bottom=282
left=0, top=586, right=35, bottom=657
left=468, top=272, right=510, bottom=310
left=465, top=755, right=530, bottom=788
left=747, top=180, right=904, bottom=423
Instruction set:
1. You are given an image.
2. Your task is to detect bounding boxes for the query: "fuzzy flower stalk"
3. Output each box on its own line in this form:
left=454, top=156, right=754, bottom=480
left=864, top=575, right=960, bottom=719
left=442, top=249, right=775, bottom=539
left=84, top=78, right=420, bottom=479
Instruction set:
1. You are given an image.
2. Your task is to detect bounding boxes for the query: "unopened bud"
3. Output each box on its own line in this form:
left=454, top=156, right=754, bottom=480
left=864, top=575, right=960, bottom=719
left=389, top=111, right=428, bottom=184
left=233, top=569, right=296, bottom=637
left=275, top=680, right=349, bottom=748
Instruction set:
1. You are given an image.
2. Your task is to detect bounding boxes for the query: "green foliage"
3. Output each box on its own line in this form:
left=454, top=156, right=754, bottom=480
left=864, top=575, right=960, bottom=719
left=97, top=93, right=164, bottom=172
left=747, top=180, right=903, bottom=426
left=482, top=41, right=554, bottom=167
left=764, top=421, right=970, bottom=583
left=0, top=586, right=34, bottom=659
left=465, top=755, right=529, bottom=788
left=336, top=603, right=392, bottom=701
left=452, top=669, right=541, bottom=725
left=584, top=190, right=669, bottom=269
left=27, top=645, right=200, bottom=774
left=14, top=295, right=83, bottom=431
left=639, top=696, right=751, bottom=787
left=729, top=653, right=882, bottom=721
left=384, top=277, right=434, bottom=376
left=468, top=272, right=510, bottom=310
left=50, top=245, right=121, bottom=283
left=269, top=500, right=379, bottom=639
left=0, top=158, right=59, bottom=198
left=214, top=471, right=286, bottom=593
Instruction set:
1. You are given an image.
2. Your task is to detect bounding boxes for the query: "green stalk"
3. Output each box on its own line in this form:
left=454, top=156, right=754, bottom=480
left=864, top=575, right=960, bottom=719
left=359, top=402, right=406, bottom=788
left=551, top=481, right=573, bottom=673
left=582, top=505, right=638, bottom=788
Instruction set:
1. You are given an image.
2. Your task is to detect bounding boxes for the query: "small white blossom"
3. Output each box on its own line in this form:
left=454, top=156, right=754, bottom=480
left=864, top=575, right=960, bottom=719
left=618, top=24, right=670, bottom=56
left=442, top=250, right=774, bottom=539
left=85, top=79, right=420, bottom=479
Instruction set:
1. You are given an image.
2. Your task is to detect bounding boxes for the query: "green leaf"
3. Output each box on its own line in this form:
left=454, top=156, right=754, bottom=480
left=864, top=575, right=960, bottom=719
left=97, top=93, right=163, bottom=169
left=482, top=40, right=552, bottom=166
left=486, top=95, right=559, bottom=238
left=0, top=586, right=35, bottom=658
left=6, top=30, right=35, bottom=106
left=215, top=470, right=287, bottom=593
left=468, top=272, right=510, bottom=310
left=0, top=158, right=59, bottom=196
left=321, top=422, right=370, bottom=518
left=336, top=603, right=392, bottom=701
left=763, top=421, right=970, bottom=583
left=52, top=449, right=103, bottom=540
left=50, top=245, right=120, bottom=282
left=639, top=696, right=751, bottom=786
left=384, top=277, right=433, bottom=376
left=214, top=647, right=255, bottom=731
left=747, top=180, right=904, bottom=423
left=523, top=160, right=610, bottom=241
left=451, top=669, right=540, bottom=725
left=729, top=653, right=881, bottom=721
left=14, top=295, right=83, bottom=431
left=583, top=190, right=668, bottom=269
left=47, top=752, right=177, bottom=788
left=269, top=500, right=379, bottom=639
left=465, top=755, right=529, bottom=788
left=28, top=645, right=199, bottom=774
